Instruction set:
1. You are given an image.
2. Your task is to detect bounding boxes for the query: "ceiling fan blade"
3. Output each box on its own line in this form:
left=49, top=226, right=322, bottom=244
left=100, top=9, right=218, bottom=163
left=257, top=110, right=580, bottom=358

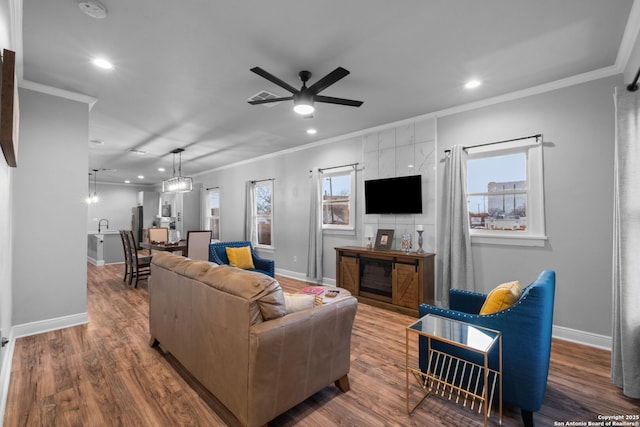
left=315, top=95, right=363, bottom=107
left=307, top=67, right=350, bottom=95
left=248, top=96, right=293, bottom=105
left=250, top=67, right=299, bottom=94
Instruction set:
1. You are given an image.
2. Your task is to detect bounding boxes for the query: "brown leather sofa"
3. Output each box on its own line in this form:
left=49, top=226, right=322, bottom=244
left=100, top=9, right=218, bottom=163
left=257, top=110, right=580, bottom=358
left=148, top=251, right=358, bottom=427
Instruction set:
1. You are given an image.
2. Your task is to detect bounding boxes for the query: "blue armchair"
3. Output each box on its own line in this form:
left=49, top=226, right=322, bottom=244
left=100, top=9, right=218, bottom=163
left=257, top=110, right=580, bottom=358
left=418, top=270, right=555, bottom=427
left=208, top=240, right=275, bottom=277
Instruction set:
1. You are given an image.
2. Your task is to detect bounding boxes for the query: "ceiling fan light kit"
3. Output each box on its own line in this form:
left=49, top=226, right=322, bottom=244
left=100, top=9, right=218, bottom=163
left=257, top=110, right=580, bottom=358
left=248, top=66, right=363, bottom=114
left=293, top=92, right=315, bottom=115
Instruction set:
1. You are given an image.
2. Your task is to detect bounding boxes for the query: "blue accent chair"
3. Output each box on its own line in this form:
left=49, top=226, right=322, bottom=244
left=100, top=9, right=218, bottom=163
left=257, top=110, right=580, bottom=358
left=418, top=270, right=555, bottom=427
left=208, top=240, right=275, bottom=277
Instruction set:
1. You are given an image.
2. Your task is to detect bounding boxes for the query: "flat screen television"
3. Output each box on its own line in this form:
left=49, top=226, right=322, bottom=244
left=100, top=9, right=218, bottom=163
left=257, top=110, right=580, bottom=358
left=365, top=174, right=423, bottom=214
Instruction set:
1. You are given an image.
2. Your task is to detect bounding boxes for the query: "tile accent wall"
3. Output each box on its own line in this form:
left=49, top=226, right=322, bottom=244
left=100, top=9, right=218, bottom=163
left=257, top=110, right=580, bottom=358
left=362, top=117, right=436, bottom=252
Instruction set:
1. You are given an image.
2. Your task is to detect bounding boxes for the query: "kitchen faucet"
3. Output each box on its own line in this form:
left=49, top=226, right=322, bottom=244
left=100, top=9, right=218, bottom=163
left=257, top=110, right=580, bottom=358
left=98, top=218, right=109, bottom=233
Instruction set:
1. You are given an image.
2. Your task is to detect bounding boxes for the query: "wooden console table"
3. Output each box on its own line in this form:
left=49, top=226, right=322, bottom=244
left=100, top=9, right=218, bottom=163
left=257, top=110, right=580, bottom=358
left=335, top=246, right=435, bottom=316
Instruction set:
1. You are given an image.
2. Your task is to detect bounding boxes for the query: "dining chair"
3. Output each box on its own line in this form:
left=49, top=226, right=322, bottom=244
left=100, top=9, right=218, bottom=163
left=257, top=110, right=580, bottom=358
left=119, top=230, right=131, bottom=282
left=124, top=230, right=152, bottom=287
left=186, top=230, right=213, bottom=261
left=147, top=227, right=169, bottom=255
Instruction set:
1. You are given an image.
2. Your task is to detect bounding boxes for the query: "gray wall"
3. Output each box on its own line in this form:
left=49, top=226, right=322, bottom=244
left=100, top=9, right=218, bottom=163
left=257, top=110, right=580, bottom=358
left=86, top=183, right=153, bottom=232
left=197, top=136, right=364, bottom=279
left=196, top=73, right=621, bottom=342
left=12, top=88, right=89, bottom=325
left=437, top=74, right=620, bottom=337
left=0, top=0, right=12, bottom=380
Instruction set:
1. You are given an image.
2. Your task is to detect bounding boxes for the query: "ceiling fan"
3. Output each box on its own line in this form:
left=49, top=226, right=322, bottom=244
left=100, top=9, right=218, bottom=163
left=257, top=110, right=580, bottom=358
left=248, top=66, right=363, bottom=115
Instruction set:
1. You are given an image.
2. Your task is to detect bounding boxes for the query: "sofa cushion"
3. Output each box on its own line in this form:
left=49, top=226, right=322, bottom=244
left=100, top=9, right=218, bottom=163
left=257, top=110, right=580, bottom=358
left=226, top=246, right=255, bottom=269
left=152, top=252, right=286, bottom=324
left=480, top=280, right=522, bottom=314
left=199, top=264, right=286, bottom=324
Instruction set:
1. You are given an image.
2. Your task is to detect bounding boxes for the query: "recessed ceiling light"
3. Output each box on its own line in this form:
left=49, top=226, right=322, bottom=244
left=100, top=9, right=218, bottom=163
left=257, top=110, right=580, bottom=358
left=306, top=128, right=317, bottom=135
left=92, top=57, right=114, bottom=70
left=464, top=79, right=482, bottom=89
left=124, top=180, right=130, bottom=184
left=158, top=167, right=165, bottom=172
left=129, top=149, right=146, bottom=155
left=138, top=175, right=144, bottom=179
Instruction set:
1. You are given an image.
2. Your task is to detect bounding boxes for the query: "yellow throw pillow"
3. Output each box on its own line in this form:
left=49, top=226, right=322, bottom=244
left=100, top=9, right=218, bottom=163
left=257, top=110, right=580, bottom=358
left=479, top=280, right=522, bottom=314
left=226, top=246, right=255, bottom=270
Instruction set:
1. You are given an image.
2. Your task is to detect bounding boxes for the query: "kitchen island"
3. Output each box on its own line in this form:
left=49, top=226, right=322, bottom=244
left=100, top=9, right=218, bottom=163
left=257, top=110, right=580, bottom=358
left=87, top=231, right=123, bottom=266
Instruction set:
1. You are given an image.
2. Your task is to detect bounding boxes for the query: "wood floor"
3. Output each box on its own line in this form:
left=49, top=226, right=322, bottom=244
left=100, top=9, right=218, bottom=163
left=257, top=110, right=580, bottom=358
left=4, top=263, right=638, bottom=426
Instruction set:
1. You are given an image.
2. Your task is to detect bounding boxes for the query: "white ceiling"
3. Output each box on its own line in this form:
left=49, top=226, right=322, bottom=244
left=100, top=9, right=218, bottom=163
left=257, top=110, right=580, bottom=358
left=20, top=0, right=636, bottom=184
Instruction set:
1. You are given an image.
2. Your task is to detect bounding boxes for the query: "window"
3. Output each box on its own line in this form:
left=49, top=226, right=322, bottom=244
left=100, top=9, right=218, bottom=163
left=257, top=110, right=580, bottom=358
left=204, top=188, right=220, bottom=240
left=254, top=180, right=273, bottom=247
left=466, top=137, right=546, bottom=246
left=322, top=167, right=356, bottom=231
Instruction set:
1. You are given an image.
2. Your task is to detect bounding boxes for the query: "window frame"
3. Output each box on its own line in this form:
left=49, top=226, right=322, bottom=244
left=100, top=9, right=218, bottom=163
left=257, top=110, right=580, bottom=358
left=253, top=180, right=274, bottom=249
left=321, top=167, right=356, bottom=233
left=466, top=138, right=547, bottom=247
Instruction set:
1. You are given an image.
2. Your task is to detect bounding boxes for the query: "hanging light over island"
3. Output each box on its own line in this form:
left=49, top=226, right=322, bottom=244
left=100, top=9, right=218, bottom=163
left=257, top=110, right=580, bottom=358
left=162, top=148, right=193, bottom=193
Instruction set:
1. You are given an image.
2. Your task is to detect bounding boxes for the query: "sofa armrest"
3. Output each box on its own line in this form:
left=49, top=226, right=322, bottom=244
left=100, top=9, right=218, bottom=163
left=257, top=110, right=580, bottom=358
left=247, top=297, right=358, bottom=427
left=252, top=256, right=275, bottom=277
left=449, top=288, right=486, bottom=314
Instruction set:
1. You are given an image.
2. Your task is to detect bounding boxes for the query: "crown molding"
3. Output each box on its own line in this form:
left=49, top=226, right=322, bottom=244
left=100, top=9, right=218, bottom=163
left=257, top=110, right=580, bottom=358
left=435, top=65, right=620, bottom=119
left=616, top=0, right=640, bottom=71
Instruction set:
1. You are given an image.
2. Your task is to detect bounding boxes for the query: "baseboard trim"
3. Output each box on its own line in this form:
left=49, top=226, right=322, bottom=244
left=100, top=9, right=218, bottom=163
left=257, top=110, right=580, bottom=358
left=552, top=325, right=612, bottom=350
left=12, top=312, right=89, bottom=339
left=274, top=268, right=337, bottom=286
left=87, top=256, right=104, bottom=266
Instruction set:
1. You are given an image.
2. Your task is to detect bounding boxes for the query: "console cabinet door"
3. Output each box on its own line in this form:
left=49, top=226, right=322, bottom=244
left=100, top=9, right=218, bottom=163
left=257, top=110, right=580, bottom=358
left=339, top=255, right=359, bottom=295
left=392, top=262, right=419, bottom=309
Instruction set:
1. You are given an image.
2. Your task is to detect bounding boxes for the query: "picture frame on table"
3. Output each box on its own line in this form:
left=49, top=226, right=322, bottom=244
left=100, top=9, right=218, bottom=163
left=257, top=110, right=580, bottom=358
left=374, top=229, right=394, bottom=250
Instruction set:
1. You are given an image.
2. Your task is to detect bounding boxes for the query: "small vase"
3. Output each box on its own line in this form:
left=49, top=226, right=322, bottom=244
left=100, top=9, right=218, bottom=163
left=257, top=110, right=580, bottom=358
left=401, top=234, right=412, bottom=254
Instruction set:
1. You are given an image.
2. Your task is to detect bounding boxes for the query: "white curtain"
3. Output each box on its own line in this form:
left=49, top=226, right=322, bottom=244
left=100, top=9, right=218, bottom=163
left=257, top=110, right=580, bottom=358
left=612, top=86, right=640, bottom=398
left=244, top=181, right=256, bottom=243
left=437, top=145, right=475, bottom=307
left=306, top=168, right=323, bottom=282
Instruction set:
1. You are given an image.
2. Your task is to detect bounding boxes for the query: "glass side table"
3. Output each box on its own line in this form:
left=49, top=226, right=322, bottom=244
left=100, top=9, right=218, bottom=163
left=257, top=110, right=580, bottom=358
left=406, top=313, right=502, bottom=426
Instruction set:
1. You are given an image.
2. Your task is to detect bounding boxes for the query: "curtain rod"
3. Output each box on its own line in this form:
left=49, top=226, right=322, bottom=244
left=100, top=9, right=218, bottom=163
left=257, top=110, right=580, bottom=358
left=250, top=178, right=275, bottom=184
left=627, top=66, right=640, bottom=91
left=443, top=134, right=542, bottom=154
left=310, top=162, right=359, bottom=173
left=205, top=186, right=219, bottom=191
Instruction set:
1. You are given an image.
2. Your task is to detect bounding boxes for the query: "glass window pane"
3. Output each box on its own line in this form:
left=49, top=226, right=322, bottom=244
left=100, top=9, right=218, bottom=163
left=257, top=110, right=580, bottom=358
left=210, top=218, right=220, bottom=240
left=467, top=152, right=527, bottom=231
left=322, top=173, right=352, bottom=227
left=254, top=181, right=273, bottom=246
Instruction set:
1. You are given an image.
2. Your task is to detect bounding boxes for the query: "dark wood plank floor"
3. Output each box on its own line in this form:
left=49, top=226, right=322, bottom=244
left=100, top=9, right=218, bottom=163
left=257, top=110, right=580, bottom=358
left=4, top=263, right=638, bottom=426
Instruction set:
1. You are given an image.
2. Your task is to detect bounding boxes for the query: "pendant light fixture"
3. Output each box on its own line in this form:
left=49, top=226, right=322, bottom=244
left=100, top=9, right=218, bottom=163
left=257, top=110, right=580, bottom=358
left=86, top=169, right=99, bottom=204
left=162, top=148, right=193, bottom=193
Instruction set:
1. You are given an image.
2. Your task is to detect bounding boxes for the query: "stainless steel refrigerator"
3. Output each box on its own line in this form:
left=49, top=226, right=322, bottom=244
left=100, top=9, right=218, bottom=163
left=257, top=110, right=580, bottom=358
left=131, top=206, right=143, bottom=249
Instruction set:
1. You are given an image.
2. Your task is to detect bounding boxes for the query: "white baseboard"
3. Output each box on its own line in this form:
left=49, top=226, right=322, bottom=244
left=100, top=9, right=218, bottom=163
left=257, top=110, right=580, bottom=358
left=11, top=312, right=89, bottom=339
left=274, top=268, right=337, bottom=286
left=552, top=325, right=611, bottom=350
left=87, top=256, right=104, bottom=266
